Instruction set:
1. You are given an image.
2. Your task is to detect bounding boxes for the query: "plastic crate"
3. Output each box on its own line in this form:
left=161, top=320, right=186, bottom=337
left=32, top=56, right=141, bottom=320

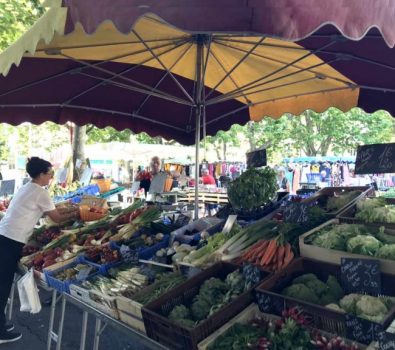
left=44, top=256, right=100, bottom=293
left=83, top=245, right=122, bottom=275
left=69, top=276, right=119, bottom=319
left=337, top=197, right=395, bottom=229
left=255, top=258, right=395, bottom=343
left=111, top=234, right=170, bottom=261
left=141, top=262, right=270, bottom=350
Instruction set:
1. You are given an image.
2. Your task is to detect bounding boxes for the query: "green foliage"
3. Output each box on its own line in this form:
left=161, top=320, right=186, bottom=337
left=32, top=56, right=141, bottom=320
left=86, top=125, right=132, bottom=144
left=0, top=0, right=43, bottom=51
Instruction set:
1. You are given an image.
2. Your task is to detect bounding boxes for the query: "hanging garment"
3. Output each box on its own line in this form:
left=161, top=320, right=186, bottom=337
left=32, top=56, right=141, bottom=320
left=285, top=169, right=294, bottom=193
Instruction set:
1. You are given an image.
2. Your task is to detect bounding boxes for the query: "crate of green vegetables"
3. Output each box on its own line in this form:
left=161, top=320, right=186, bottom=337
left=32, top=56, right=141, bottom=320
left=255, top=258, right=395, bottom=344
left=299, top=219, right=395, bottom=274
left=301, top=186, right=374, bottom=218
left=197, top=303, right=366, bottom=350
left=141, top=262, right=271, bottom=350
left=337, top=197, right=395, bottom=229
left=116, top=272, right=187, bottom=333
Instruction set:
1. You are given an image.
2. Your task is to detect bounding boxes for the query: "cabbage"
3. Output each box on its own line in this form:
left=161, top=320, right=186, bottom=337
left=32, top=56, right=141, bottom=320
left=346, top=235, right=382, bottom=256
left=355, top=197, right=395, bottom=224
left=376, top=244, right=395, bottom=260
left=339, top=294, right=362, bottom=313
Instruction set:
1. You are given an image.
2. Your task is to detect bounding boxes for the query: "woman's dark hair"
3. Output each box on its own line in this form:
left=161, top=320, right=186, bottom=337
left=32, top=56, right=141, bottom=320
left=26, top=157, right=52, bottom=178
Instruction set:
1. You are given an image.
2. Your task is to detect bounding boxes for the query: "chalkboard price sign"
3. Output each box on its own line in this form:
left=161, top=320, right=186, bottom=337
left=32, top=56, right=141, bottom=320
left=345, top=313, right=382, bottom=344
left=355, top=143, right=395, bottom=175
left=246, top=148, right=267, bottom=168
left=378, top=331, right=395, bottom=350
left=256, top=290, right=285, bottom=314
left=341, top=258, right=381, bottom=295
left=283, top=202, right=309, bottom=223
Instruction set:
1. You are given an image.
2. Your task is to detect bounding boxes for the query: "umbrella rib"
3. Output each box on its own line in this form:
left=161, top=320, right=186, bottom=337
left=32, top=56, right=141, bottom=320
left=35, top=36, right=188, bottom=52
left=0, top=41, right=186, bottom=99
left=63, top=40, right=191, bottom=105
left=135, top=42, right=194, bottom=114
left=76, top=71, right=192, bottom=106
left=131, top=29, right=195, bottom=104
left=199, top=85, right=356, bottom=130
left=216, top=38, right=395, bottom=74
left=207, top=41, right=342, bottom=105
left=206, top=37, right=265, bottom=99
left=206, top=48, right=251, bottom=104
left=208, top=38, right=337, bottom=104
left=60, top=52, right=192, bottom=105
left=65, top=105, right=186, bottom=132
left=206, top=76, right=319, bottom=104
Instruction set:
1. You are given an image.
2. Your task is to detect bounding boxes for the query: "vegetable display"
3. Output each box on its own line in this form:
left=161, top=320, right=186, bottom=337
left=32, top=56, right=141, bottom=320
left=354, top=197, right=395, bottom=224
left=238, top=236, right=294, bottom=272
left=166, top=270, right=251, bottom=327
left=307, top=223, right=395, bottom=261
left=228, top=167, right=277, bottom=211
left=208, top=306, right=361, bottom=350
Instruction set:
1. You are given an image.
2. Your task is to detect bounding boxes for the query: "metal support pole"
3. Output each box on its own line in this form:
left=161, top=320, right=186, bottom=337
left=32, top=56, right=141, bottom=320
left=7, top=276, right=16, bottom=321
left=93, top=318, right=102, bottom=350
left=79, top=311, right=89, bottom=350
left=194, top=35, right=204, bottom=219
left=55, top=295, right=67, bottom=350
left=47, top=289, right=57, bottom=350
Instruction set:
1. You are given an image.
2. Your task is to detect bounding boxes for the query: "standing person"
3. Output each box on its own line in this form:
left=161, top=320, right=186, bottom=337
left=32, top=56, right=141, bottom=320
left=0, top=157, right=79, bottom=344
left=201, top=168, right=216, bottom=186
left=137, top=156, right=162, bottom=194
left=277, top=167, right=290, bottom=192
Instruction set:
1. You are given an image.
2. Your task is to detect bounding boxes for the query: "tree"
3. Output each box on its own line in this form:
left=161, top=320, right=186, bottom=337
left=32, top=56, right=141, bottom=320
left=86, top=125, right=132, bottom=144
left=0, top=0, right=43, bottom=51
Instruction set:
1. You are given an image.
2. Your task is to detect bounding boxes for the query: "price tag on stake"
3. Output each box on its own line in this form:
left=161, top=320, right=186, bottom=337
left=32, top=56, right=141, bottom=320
left=341, top=258, right=381, bottom=295
left=345, top=313, right=383, bottom=344
left=284, top=202, right=309, bottom=223
left=355, top=143, right=395, bottom=174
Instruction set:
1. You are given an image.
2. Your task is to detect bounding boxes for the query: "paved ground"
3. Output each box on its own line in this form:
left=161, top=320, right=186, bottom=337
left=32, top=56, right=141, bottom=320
left=4, top=288, right=151, bottom=350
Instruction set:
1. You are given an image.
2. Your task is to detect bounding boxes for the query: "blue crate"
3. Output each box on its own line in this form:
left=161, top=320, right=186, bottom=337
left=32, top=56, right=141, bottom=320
left=44, top=255, right=100, bottom=293
left=111, top=234, right=170, bottom=261
left=82, top=245, right=122, bottom=274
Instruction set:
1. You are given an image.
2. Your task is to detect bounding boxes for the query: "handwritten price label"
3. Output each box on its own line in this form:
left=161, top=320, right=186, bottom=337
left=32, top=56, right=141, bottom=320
left=345, top=313, right=382, bottom=344
left=341, top=258, right=381, bottom=294
left=355, top=143, right=395, bottom=174
left=284, top=203, right=309, bottom=223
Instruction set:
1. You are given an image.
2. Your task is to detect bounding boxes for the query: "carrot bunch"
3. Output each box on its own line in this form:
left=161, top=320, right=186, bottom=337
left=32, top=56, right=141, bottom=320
left=238, top=235, right=294, bottom=272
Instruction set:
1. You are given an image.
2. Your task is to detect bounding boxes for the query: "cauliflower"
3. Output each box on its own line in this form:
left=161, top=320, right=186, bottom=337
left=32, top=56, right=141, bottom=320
left=346, top=235, right=381, bottom=256
left=355, top=295, right=388, bottom=317
left=325, top=303, right=345, bottom=313
left=282, top=284, right=320, bottom=304
left=376, top=244, right=395, bottom=260
left=339, top=294, right=362, bottom=313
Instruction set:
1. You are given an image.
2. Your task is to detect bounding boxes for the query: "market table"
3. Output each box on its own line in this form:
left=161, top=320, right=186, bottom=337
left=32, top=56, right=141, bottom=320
left=34, top=281, right=169, bottom=350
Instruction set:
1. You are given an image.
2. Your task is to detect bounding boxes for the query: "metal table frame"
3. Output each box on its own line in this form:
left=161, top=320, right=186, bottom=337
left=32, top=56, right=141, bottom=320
left=43, top=285, right=168, bottom=350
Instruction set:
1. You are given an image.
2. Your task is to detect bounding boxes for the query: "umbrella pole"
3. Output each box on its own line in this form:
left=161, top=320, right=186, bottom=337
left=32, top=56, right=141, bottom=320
left=194, top=35, right=204, bottom=219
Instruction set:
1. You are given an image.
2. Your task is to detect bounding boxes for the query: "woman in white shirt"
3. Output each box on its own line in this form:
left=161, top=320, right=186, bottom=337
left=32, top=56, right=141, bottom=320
left=0, top=157, right=79, bottom=344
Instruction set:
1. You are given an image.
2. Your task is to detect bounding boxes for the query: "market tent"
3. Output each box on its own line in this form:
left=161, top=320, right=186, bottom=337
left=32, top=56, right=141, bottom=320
left=1, top=0, right=395, bottom=216
left=1, top=0, right=395, bottom=145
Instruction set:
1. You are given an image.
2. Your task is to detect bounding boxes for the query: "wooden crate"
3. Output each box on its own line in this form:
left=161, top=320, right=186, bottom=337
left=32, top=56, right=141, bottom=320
left=118, top=310, right=146, bottom=333
left=299, top=219, right=395, bottom=274
left=198, top=304, right=367, bottom=350
left=117, top=296, right=145, bottom=333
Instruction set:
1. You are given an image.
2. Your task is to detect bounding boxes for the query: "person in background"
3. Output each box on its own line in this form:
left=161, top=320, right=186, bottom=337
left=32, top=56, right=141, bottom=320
left=137, top=156, right=162, bottom=194
left=0, top=157, right=79, bottom=344
left=201, top=168, right=216, bottom=186
left=277, top=167, right=290, bottom=192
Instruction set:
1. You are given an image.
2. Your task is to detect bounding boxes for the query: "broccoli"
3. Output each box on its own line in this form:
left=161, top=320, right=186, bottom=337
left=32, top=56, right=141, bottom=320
left=168, top=304, right=191, bottom=320
left=306, top=279, right=328, bottom=297
left=198, top=277, right=228, bottom=305
left=339, top=294, right=362, bottom=314
left=292, top=273, right=319, bottom=284
left=191, top=296, right=212, bottom=321
left=326, top=275, right=344, bottom=300
left=320, top=291, right=338, bottom=305
left=282, top=284, right=320, bottom=304
left=355, top=295, right=388, bottom=317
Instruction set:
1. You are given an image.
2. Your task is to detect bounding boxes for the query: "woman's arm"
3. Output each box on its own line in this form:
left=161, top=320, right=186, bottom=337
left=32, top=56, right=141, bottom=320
left=46, top=207, right=79, bottom=223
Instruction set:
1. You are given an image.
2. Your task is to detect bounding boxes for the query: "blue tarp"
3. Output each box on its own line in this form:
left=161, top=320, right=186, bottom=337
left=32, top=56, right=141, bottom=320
left=283, top=156, right=355, bottom=163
